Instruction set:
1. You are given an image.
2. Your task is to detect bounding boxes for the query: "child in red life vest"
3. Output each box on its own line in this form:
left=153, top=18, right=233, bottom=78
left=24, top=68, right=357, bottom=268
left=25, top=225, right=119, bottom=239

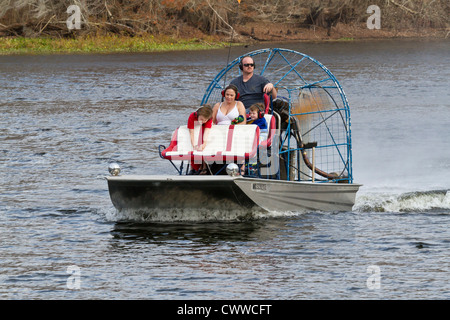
left=187, top=105, right=213, bottom=174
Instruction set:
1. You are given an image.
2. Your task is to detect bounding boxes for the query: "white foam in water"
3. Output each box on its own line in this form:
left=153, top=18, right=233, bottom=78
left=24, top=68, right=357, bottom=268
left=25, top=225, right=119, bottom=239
left=102, top=206, right=308, bottom=223
left=101, top=188, right=450, bottom=222
left=106, top=207, right=257, bottom=222
left=354, top=189, right=450, bottom=213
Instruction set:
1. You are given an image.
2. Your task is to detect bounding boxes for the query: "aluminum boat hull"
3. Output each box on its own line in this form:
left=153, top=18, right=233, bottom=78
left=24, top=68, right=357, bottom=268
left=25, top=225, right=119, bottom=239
left=234, top=178, right=361, bottom=212
left=107, top=175, right=361, bottom=214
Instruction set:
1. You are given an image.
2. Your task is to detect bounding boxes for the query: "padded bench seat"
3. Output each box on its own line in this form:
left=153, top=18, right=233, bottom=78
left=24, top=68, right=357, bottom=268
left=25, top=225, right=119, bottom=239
left=161, top=124, right=260, bottom=163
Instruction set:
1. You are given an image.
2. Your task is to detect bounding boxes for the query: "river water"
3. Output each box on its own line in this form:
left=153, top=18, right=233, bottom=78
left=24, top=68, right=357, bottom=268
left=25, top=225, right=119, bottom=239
left=0, top=39, right=449, bottom=300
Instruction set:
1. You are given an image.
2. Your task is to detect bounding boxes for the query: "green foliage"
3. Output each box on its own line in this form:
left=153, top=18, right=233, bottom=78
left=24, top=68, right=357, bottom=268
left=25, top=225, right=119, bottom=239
left=0, top=35, right=230, bottom=55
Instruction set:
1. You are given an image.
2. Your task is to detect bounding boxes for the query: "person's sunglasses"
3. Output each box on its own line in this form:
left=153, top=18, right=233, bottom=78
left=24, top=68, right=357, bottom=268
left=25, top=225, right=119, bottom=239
left=243, top=63, right=254, bottom=67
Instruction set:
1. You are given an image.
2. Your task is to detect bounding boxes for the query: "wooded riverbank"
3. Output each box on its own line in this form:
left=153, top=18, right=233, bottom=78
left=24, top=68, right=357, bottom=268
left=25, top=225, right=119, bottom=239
left=1, top=0, right=448, bottom=54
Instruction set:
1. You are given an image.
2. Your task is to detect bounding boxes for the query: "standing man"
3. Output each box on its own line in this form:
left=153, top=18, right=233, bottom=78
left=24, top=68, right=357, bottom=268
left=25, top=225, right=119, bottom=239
left=230, top=56, right=277, bottom=110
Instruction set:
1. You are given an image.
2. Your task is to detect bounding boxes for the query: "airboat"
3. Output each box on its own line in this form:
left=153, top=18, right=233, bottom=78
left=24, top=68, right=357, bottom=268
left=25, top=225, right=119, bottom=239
left=106, top=48, right=361, bottom=218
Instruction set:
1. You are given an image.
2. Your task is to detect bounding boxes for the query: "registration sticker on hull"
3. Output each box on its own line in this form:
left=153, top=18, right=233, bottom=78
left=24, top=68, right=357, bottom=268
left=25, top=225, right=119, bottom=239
left=252, top=183, right=268, bottom=192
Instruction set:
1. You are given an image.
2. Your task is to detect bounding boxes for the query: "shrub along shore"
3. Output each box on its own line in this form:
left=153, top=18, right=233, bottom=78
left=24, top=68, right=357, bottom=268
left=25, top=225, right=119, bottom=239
left=0, top=34, right=232, bottom=55
left=0, top=26, right=446, bottom=55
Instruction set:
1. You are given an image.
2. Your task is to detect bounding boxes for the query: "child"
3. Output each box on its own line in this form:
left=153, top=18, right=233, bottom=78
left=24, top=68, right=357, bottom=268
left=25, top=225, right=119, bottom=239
left=187, top=105, right=213, bottom=174
left=247, top=103, right=268, bottom=141
left=242, top=103, right=269, bottom=176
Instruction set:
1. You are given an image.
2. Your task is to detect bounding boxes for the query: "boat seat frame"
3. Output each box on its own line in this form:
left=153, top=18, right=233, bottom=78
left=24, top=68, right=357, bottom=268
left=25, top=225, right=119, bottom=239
left=161, top=123, right=259, bottom=164
left=159, top=113, right=279, bottom=175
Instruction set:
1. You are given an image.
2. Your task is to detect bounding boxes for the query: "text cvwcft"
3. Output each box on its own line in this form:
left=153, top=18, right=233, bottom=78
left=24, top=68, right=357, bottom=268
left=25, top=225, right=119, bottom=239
left=177, top=303, right=272, bottom=317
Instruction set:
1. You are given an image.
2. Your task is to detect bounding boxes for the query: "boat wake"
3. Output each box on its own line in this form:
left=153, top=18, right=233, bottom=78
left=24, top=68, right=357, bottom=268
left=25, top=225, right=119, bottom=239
left=106, top=207, right=260, bottom=222
left=102, top=189, right=450, bottom=223
left=103, top=206, right=310, bottom=222
left=103, top=189, right=450, bottom=222
left=354, top=189, right=450, bottom=213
